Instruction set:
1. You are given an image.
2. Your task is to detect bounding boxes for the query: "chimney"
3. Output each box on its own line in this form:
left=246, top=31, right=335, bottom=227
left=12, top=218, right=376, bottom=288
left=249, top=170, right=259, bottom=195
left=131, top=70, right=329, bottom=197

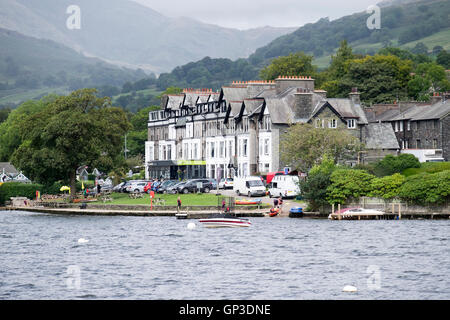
left=431, top=92, right=443, bottom=105
left=293, top=88, right=313, bottom=120
left=349, top=87, right=361, bottom=105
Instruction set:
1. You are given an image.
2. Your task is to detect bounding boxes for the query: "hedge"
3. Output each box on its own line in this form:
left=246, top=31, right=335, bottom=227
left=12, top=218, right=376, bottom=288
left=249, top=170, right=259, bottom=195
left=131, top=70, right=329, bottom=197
left=0, top=182, right=43, bottom=205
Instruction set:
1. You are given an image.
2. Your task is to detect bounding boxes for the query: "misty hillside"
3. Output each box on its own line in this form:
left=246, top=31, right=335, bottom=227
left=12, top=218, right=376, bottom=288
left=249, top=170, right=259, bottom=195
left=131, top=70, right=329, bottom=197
left=0, top=28, right=147, bottom=106
left=154, top=0, right=450, bottom=90
left=0, top=0, right=296, bottom=73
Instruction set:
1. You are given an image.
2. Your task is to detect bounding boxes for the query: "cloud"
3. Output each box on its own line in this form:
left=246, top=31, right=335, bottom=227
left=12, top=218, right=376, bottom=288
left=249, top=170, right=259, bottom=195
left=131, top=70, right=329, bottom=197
left=132, top=0, right=379, bottom=29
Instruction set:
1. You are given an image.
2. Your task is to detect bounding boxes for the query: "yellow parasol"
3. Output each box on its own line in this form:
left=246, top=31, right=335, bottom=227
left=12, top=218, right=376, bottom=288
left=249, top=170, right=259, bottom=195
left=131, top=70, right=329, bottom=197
left=60, top=186, right=71, bottom=194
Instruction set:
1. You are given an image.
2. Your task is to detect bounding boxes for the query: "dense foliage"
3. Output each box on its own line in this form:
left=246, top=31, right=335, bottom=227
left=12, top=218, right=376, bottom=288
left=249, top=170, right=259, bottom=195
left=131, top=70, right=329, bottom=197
left=373, top=154, right=421, bottom=177
left=10, top=89, right=130, bottom=198
left=398, top=170, right=450, bottom=205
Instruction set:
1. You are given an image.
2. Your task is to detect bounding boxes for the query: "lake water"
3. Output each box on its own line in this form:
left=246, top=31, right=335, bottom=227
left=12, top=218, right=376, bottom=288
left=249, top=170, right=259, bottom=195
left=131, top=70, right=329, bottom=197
left=0, top=210, right=449, bottom=300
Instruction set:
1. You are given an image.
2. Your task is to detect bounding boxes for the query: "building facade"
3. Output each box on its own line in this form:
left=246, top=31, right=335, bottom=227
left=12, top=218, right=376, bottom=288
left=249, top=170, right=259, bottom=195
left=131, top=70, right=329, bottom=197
left=145, top=77, right=404, bottom=179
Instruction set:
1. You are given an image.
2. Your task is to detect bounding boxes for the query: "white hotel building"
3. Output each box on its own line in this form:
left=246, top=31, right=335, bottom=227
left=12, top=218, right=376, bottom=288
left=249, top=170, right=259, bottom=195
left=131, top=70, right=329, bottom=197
left=145, top=76, right=398, bottom=180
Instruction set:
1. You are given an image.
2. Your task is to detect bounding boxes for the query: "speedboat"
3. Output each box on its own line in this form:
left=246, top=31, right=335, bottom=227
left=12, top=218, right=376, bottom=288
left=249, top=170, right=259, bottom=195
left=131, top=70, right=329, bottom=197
left=328, top=207, right=385, bottom=220
left=199, top=213, right=251, bottom=228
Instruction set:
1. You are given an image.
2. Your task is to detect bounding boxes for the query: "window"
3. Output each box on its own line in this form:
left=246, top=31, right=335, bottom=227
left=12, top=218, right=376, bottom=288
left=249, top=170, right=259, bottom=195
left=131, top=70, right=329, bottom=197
left=394, top=121, right=399, bottom=132
left=243, top=139, right=248, bottom=157
left=315, top=119, right=321, bottom=128
left=264, top=139, right=270, bottom=155
left=407, top=121, right=411, bottom=131
left=220, top=141, right=225, bottom=158
left=329, top=119, right=337, bottom=129
left=433, top=139, right=438, bottom=149
left=347, top=119, right=356, bottom=129
left=167, top=145, right=172, bottom=160
left=416, top=139, right=421, bottom=148
left=193, top=143, right=198, bottom=159
left=228, top=141, right=233, bottom=158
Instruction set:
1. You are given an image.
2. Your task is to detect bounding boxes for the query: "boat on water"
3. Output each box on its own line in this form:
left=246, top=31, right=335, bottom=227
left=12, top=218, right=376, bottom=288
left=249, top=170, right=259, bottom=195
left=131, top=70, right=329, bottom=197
left=199, top=213, right=252, bottom=228
left=268, top=207, right=280, bottom=217
left=328, top=207, right=385, bottom=220
left=235, top=199, right=262, bottom=205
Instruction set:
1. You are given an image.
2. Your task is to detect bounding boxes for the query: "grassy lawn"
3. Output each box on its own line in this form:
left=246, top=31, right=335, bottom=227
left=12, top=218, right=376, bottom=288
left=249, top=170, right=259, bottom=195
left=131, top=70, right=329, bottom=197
left=108, top=192, right=226, bottom=206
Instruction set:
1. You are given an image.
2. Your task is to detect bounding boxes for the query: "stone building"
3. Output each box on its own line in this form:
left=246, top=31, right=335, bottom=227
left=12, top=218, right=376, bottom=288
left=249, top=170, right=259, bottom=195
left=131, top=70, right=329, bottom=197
left=145, top=77, right=402, bottom=180
left=367, top=96, right=450, bottom=161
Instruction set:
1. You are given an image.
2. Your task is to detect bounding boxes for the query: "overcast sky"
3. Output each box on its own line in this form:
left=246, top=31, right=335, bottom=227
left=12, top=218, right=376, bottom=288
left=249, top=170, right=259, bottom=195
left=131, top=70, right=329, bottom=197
left=132, top=0, right=381, bottom=29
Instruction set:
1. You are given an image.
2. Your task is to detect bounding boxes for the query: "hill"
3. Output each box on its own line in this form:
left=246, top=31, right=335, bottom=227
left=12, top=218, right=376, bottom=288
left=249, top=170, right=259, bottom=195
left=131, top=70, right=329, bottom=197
left=0, top=28, right=147, bottom=107
left=0, top=0, right=296, bottom=73
left=152, top=0, right=450, bottom=90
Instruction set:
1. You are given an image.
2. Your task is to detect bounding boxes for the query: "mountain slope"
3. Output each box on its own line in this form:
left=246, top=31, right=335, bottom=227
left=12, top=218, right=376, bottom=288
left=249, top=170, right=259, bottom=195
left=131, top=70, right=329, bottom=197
left=154, top=0, right=450, bottom=90
left=0, top=28, right=146, bottom=106
left=0, top=0, right=296, bottom=73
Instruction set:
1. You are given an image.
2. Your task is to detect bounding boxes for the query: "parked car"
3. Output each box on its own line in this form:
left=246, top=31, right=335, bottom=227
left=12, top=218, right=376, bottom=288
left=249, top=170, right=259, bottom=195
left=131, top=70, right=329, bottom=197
left=178, top=179, right=213, bottom=194
left=167, top=181, right=186, bottom=194
left=233, top=176, right=266, bottom=197
left=218, top=178, right=234, bottom=189
left=125, top=181, right=149, bottom=193
left=157, top=180, right=179, bottom=194
left=112, top=182, right=126, bottom=192
left=207, top=178, right=218, bottom=189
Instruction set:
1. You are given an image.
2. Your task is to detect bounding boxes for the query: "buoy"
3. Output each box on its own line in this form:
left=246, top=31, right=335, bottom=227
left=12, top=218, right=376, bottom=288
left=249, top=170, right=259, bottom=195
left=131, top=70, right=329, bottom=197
left=342, top=285, right=357, bottom=292
left=187, top=223, right=196, bottom=230
left=78, top=238, right=89, bottom=244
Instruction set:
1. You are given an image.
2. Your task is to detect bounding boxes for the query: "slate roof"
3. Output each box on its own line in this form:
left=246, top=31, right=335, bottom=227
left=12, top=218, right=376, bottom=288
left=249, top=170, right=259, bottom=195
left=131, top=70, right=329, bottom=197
left=327, top=99, right=368, bottom=124
left=364, top=123, right=399, bottom=150
left=374, top=100, right=450, bottom=122
left=165, top=95, right=184, bottom=110
left=222, top=86, right=249, bottom=103
left=0, top=162, right=18, bottom=175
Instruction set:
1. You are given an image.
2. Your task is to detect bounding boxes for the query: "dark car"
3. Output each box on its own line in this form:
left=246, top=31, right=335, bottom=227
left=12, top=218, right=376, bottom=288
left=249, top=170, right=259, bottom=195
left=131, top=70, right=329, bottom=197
left=167, top=181, right=186, bottom=194
left=177, top=179, right=213, bottom=194
left=157, top=180, right=179, bottom=194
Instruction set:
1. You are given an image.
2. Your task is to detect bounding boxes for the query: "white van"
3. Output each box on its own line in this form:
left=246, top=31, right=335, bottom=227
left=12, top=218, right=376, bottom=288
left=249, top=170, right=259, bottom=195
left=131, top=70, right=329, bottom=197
left=233, top=176, right=266, bottom=197
left=268, top=175, right=300, bottom=199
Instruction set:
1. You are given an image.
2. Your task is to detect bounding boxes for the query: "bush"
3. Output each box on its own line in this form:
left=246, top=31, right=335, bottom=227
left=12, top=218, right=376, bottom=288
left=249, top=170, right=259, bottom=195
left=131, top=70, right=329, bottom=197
left=0, top=182, right=43, bottom=205
left=403, top=162, right=450, bottom=177
left=370, top=173, right=405, bottom=200
left=326, top=169, right=375, bottom=204
left=374, top=154, right=420, bottom=177
left=398, top=170, right=450, bottom=205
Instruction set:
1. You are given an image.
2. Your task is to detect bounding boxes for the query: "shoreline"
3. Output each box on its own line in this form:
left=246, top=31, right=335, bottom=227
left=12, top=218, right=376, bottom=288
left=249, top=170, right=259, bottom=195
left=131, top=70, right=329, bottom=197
left=2, top=205, right=450, bottom=220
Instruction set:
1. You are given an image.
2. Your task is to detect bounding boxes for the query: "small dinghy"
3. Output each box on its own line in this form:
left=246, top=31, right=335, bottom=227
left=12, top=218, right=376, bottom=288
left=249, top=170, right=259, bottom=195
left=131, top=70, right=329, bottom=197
left=268, top=208, right=280, bottom=217
left=235, top=199, right=262, bottom=205
left=199, top=213, right=251, bottom=228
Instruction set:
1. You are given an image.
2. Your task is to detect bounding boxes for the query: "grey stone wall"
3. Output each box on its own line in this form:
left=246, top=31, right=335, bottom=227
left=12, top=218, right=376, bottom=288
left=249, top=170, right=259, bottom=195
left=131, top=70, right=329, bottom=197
left=442, top=115, right=450, bottom=161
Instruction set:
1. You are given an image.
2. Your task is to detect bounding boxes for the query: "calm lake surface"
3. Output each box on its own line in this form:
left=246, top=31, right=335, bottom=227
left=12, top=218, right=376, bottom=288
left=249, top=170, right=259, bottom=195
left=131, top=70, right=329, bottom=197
left=0, top=210, right=449, bottom=300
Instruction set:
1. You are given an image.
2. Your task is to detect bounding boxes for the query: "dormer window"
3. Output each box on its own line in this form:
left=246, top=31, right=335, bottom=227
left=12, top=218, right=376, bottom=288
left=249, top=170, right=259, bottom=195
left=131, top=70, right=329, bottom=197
left=329, top=119, right=337, bottom=129
left=347, top=119, right=356, bottom=129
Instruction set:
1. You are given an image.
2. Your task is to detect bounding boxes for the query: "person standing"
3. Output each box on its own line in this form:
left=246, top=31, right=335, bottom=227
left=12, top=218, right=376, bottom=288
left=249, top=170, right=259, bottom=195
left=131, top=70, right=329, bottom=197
left=177, top=196, right=182, bottom=213
left=273, top=198, right=279, bottom=208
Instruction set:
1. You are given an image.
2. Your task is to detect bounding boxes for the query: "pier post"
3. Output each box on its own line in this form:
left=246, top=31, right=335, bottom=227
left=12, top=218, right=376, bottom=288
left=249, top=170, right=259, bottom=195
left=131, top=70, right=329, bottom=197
left=398, top=204, right=402, bottom=220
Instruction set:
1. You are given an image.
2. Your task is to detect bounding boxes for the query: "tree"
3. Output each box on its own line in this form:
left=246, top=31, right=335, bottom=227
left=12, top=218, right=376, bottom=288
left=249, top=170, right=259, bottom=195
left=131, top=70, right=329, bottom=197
left=370, top=173, right=406, bottom=200
left=373, top=154, right=420, bottom=177
left=299, top=155, right=337, bottom=211
left=280, top=123, right=362, bottom=172
left=326, top=169, right=375, bottom=205
left=11, top=89, right=131, bottom=199
left=259, top=52, right=317, bottom=80
left=399, top=170, right=450, bottom=205
left=436, top=50, right=450, bottom=69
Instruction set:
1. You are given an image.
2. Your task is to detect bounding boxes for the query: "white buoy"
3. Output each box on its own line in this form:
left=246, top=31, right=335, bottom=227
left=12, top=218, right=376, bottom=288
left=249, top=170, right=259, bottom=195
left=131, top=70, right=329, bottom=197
left=342, top=285, right=358, bottom=292
left=187, top=222, right=196, bottom=230
left=78, top=238, right=89, bottom=244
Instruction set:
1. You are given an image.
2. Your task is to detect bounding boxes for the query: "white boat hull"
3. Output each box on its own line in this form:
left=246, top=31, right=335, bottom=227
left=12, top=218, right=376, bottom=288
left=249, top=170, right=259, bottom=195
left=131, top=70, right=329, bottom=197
left=199, top=218, right=251, bottom=228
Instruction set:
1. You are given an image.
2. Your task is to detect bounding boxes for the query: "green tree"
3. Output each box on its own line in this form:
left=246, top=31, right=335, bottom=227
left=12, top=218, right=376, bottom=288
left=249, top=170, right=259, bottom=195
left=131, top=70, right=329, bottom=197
left=299, top=155, right=337, bottom=211
left=10, top=89, right=131, bottom=198
left=399, top=170, right=450, bottom=205
left=326, top=169, right=375, bottom=205
left=0, top=97, right=55, bottom=161
left=436, top=50, right=450, bottom=69
left=370, top=173, right=406, bottom=200
left=280, top=123, right=362, bottom=172
left=373, top=154, right=420, bottom=177
left=259, top=52, right=317, bottom=80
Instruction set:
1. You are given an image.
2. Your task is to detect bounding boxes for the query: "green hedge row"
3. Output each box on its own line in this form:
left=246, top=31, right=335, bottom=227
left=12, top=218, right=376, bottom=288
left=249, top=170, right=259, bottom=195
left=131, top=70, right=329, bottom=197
left=0, top=181, right=95, bottom=205
left=0, top=182, right=43, bottom=205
